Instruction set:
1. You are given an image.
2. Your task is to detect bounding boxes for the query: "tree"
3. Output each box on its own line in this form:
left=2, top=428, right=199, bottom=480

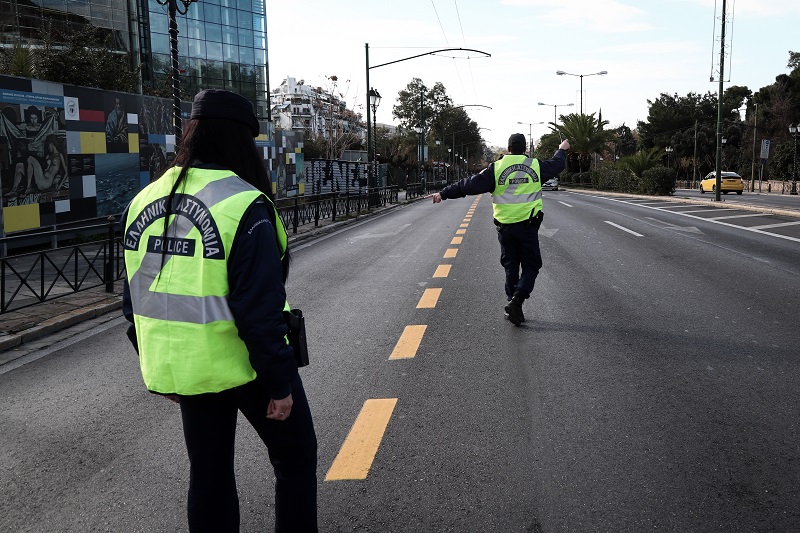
left=0, top=42, right=36, bottom=78
left=392, top=78, right=487, bottom=171
left=534, top=132, right=561, bottom=160
left=11, top=23, right=140, bottom=93
left=613, top=124, right=637, bottom=158
left=554, top=113, right=610, bottom=172
left=619, top=148, right=662, bottom=178
left=392, top=78, right=452, bottom=131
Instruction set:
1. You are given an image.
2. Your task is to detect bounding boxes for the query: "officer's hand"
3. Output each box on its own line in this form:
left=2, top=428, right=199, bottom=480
left=267, top=394, right=293, bottom=421
left=559, top=139, right=571, bottom=151
left=425, top=193, right=442, bottom=204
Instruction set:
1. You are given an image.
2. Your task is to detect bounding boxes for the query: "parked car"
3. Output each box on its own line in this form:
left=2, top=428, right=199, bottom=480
left=699, top=171, right=744, bottom=194
left=542, top=178, right=559, bottom=191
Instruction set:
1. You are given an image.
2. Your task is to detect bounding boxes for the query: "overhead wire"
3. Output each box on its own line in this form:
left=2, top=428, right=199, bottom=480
left=453, top=0, right=478, bottom=103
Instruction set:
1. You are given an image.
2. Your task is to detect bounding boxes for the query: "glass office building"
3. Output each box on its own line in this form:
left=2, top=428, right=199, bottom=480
left=0, top=0, right=269, bottom=116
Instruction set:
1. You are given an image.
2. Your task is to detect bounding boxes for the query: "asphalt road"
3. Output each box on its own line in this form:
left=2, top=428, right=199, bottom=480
left=675, top=187, right=800, bottom=213
left=1, top=190, right=799, bottom=532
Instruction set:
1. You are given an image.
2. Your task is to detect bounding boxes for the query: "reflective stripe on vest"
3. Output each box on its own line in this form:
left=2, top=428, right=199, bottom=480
left=124, top=167, right=265, bottom=395
left=492, top=155, right=543, bottom=224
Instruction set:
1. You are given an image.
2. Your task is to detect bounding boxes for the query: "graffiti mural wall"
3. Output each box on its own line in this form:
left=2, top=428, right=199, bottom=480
left=0, top=75, right=304, bottom=237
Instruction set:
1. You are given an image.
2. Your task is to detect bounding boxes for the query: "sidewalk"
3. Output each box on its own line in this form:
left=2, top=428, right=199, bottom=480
left=0, top=192, right=416, bottom=362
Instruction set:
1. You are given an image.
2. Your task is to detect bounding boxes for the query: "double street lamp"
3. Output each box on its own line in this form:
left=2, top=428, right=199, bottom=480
left=665, top=146, right=673, bottom=169
left=790, top=124, right=799, bottom=195
left=538, top=102, right=574, bottom=126
left=556, top=70, right=607, bottom=114
left=516, top=121, right=544, bottom=157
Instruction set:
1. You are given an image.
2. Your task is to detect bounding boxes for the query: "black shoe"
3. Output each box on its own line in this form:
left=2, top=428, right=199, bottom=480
left=504, top=299, right=524, bottom=326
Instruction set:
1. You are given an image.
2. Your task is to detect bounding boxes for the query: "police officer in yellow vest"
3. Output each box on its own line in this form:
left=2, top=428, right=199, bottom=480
left=429, top=133, right=570, bottom=325
left=122, top=89, right=317, bottom=532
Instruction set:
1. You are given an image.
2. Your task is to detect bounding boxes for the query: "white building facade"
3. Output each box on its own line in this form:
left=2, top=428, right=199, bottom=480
left=270, top=76, right=366, bottom=158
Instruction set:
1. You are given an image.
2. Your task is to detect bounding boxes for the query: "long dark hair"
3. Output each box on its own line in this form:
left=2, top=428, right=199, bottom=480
left=160, top=118, right=290, bottom=280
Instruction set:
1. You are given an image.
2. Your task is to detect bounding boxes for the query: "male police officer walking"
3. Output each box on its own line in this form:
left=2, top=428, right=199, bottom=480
left=428, top=133, right=569, bottom=325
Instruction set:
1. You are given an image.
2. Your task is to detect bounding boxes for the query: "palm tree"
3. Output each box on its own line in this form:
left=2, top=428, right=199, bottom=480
left=619, top=148, right=662, bottom=178
left=0, top=42, right=35, bottom=78
left=553, top=113, right=611, bottom=172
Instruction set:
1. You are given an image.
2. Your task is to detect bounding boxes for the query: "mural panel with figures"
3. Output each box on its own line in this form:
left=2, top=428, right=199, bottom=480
left=0, top=75, right=304, bottom=237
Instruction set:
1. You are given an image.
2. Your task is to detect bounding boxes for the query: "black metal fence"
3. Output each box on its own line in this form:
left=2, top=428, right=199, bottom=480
left=0, top=217, right=121, bottom=314
left=1, top=184, right=403, bottom=314
left=275, top=186, right=399, bottom=234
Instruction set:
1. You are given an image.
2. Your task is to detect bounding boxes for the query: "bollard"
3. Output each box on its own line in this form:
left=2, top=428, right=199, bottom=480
left=105, top=215, right=116, bottom=293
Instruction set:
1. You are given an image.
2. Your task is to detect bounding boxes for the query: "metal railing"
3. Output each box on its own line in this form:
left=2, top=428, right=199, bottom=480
left=1, top=185, right=405, bottom=314
left=275, top=186, right=399, bottom=234
left=1, top=217, right=122, bottom=314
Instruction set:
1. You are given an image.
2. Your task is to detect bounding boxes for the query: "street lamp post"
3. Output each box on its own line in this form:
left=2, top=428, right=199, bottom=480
left=538, top=102, right=574, bottom=126
left=155, top=0, right=197, bottom=148
left=368, top=88, right=381, bottom=198
left=415, top=124, right=424, bottom=189
left=447, top=147, right=452, bottom=182
left=790, top=124, right=799, bottom=195
left=517, top=121, right=543, bottom=157
left=556, top=70, right=607, bottom=114
left=665, top=146, right=673, bottom=170
left=435, top=139, right=441, bottom=185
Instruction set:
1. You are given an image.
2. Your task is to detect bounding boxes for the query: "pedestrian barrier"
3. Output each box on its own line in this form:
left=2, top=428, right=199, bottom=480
left=1, top=187, right=404, bottom=314
left=274, top=186, right=399, bottom=234
left=0, top=217, right=121, bottom=314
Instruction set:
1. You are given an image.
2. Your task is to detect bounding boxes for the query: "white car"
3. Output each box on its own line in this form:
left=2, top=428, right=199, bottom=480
left=542, top=178, right=559, bottom=191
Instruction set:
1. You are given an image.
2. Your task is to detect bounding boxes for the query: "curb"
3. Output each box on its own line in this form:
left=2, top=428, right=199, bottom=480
left=0, top=299, right=123, bottom=353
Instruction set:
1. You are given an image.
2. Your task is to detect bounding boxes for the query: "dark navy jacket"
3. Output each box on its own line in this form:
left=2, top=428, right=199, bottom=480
left=440, top=149, right=567, bottom=200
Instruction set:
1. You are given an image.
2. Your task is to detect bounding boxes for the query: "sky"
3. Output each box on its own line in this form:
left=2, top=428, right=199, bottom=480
left=265, top=0, right=799, bottom=150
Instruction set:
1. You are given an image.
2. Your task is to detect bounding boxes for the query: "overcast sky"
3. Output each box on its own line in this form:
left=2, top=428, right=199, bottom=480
left=265, top=0, right=798, bottom=149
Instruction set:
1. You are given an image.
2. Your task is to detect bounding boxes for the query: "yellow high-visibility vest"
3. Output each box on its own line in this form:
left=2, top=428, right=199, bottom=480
left=492, top=155, right=543, bottom=224
left=124, top=166, right=279, bottom=395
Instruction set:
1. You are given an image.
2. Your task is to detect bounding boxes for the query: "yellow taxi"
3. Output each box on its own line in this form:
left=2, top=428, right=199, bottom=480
left=699, top=171, right=744, bottom=195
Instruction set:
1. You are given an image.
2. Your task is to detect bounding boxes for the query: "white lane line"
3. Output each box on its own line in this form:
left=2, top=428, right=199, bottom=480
left=604, top=221, right=644, bottom=237
left=749, top=220, right=800, bottom=230
left=558, top=201, right=573, bottom=207
left=706, top=213, right=768, bottom=221
left=572, top=192, right=800, bottom=244
left=679, top=208, right=733, bottom=214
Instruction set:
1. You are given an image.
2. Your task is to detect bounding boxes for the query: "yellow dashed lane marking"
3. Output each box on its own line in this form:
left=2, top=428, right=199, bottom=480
left=433, top=264, right=451, bottom=278
left=417, top=288, right=442, bottom=308
left=460, top=223, right=469, bottom=228
left=389, top=325, right=427, bottom=360
left=450, top=236, right=463, bottom=245
left=444, top=248, right=458, bottom=258
left=325, top=398, right=398, bottom=481
left=456, top=229, right=466, bottom=235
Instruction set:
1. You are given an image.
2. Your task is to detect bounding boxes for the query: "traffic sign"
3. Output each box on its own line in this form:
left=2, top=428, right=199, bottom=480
left=760, top=139, right=771, bottom=159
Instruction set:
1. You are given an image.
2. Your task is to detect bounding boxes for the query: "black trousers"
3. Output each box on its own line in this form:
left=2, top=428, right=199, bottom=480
left=496, top=216, right=543, bottom=300
left=178, top=374, right=318, bottom=532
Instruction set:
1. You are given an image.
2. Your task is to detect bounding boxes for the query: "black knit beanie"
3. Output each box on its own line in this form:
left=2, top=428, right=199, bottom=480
left=190, top=89, right=259, bottom=137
